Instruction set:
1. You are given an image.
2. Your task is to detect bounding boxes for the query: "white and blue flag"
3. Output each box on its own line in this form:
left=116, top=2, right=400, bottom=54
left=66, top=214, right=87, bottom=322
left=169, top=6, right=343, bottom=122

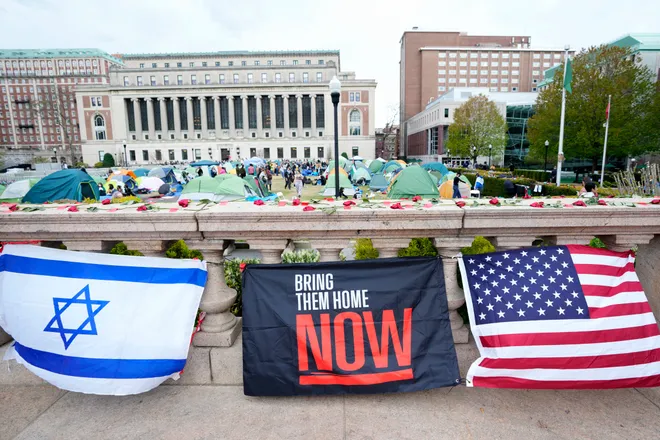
left=0, top=244, right=207, bottom=395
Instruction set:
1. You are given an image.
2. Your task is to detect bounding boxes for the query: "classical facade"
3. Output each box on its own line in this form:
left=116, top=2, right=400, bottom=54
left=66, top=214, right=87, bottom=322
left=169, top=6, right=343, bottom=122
left=0, top=49, right=122, bottom=168
left=76, top=50, right=376, bottom=166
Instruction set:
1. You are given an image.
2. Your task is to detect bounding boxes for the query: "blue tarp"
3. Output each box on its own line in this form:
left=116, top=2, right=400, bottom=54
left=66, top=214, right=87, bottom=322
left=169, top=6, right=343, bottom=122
left=190, top=160, right=219, bottom=166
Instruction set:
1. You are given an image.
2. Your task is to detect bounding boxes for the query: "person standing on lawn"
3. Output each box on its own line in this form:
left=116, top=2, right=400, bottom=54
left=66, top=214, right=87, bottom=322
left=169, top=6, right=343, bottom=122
left=294, top=171, right=303, bottom=198
left=452, top=171, right=463, bottom=199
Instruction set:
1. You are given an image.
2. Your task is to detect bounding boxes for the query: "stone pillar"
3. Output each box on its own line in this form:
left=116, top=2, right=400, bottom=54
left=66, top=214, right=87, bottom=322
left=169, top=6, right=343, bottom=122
left=309, top=239, right=346, bottom=262
left=549, top=235, right=594, bottom=246
left=269, top=95, right=276, bottom=137
left=193, top=246, right=241, bottom=347
left=241, top=95, right=249, bottom=136
left=599, top=234, right=655, bottom=253
left=213, top=96, right=221, bottom=137
left=310, top=94, right=316, bottom=136
left=227, top=96, right=236, bottom=138
left=248, top=239, right=288, bottom=264
left=61, top=241, right=112, bottom=253
left=173, top=97, right=182, bottom=139
left=371, top=238, right=412, bottom=259
left=283, top=95, right=290, bottom=136
left=256, top=95, right=263, bottom=136
left=146, top=98, right=155, bottom=140
left=158, top=97, right=167, bottom=135
left=296, top=94, right=303, bottom=135
left=131, top=98, right=142, bottom=138
left=494, top=236, right=536, bottom=251
left=435, top=237, right=475, bottom=344
left=122, top=240, right=165, bottom=257
left=185, top=97, right=194, bottom=136
left=325, top=92, right=333, bottom=137
left=200, top=96, right=208, bottom=138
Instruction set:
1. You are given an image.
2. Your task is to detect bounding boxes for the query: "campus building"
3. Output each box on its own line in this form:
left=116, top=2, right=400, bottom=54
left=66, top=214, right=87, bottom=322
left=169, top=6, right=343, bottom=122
left=75, top=50, right=376, bottom=166
left=399, top=29, right=571, bottom=155
left=0, top=49, right=123, bottom=168
left=404, top=87, right=537, bottom=165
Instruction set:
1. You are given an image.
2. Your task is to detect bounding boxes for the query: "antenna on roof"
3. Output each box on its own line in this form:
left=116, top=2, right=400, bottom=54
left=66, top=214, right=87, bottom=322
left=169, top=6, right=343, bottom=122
left=412, top=26, right=419, bottom=30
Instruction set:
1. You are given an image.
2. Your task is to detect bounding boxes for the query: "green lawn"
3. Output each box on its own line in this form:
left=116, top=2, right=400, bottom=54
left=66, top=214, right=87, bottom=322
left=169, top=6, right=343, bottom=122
left=269, top=176, right=383, bottom=201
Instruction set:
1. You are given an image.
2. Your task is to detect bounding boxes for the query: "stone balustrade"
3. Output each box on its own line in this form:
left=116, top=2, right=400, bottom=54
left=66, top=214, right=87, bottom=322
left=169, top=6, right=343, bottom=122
left=2, top=199, right=660, bottom=350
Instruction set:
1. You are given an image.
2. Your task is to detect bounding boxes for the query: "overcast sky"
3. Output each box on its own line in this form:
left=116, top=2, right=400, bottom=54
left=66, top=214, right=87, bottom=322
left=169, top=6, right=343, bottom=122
left=1, top=0, right=658, bottom=126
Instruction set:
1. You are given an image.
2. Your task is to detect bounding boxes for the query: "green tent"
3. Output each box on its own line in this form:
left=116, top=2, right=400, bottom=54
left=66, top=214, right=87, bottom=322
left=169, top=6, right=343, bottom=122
left=0, top=184, right=6, bottom=197
left=368, top=160, right=384, bottom=173
left=351, top=167, right=372, bottom=184
left=440, top=172, right=471, bottom=186
left=0, top=179, right=40, bottom=201
left=216, top=177, right=256, bottom=201
left=214, top=174, right=236, bottom=183
left=369, top=174, right=389, bottom=191
left=323, top=170, right=354, bottom=196
left=181, top=176, right=224, bottom=202
left=383, top=161, right=403, bottom=174
left=328, top=157, right=351, bottom=173
left=428, top=172, right=439, bottom=185
left=243, top=176, right=264, bottom=197
left=387, top=166, right=439, bottom=199
left=422, top=162, right=449, bottom=175
left=23, top=170, right=99, bottom=203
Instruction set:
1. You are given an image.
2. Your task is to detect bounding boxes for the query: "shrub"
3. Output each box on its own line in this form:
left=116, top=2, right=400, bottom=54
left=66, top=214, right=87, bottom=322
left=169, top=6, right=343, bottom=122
left=589, top=237, right=607, bottom=249
left=225, top=257, right=260, bottom=316
left=75, top=162, right=89, bottom=168
left=341, top=152, right=349, bottom=160
left=94, top=161, right=104, bottom=168
left=397, top=238, right=437, bottom=257
left=354, top=238, right=379, bottom=260
left=515, top=169, right=551, bottom=182
left=543, top=184, right=578, bottom=196
left=110, top=195, right=142, bottom=204
left=282, top=249, right=320, bottom=263
left=165, top=240, right=203, bottom=260
left=597, top=187, right=618, bottom=197
left=110, top=242, right=144, bottom=256
left=102, top=153, right=115, bottom=167
left=462, top=174, right=536, bottom=197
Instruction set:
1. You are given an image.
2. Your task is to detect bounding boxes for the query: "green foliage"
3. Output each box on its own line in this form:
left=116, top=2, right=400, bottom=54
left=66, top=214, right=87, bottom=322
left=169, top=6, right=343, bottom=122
left=110, top=195, right=142, bottom=204
left=33, top=156, right=51, bottom=164
left=93, top=161, right=104, bottom=168
left=341, top=152, right=349, bottom=160
left=58, top=243, right=68, bottom=250
left=589, top=237, right=607, bottom=249
left=225, top=258, right=261, bottom=316
left=110, top=242, right=144, bottom=256
left=515, top=169, right=551, bottom=182
left=462, top=174, right=536, bottom=197
left=461, top=236, right=497, bottom=255
left=354, top=238, right=379, bottom=260
left=75, top=162, right=89, bottom=168
left=528, top=45, right=660, bottom=170
left=446, top=95, right=508, bottom=161
left=102, top=153, right=115, bottom=167
left=397, top=238, right=438, bottom=257
left=543, top=184, right=579, bottom=196
left=598, top=187, right=619, bottom=197
left=165, top=240, right=203, bottom=260
left=281, top=249, right=320, bottom=263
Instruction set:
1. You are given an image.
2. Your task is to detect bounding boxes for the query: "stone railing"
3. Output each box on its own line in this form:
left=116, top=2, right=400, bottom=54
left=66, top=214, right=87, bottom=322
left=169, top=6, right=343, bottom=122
left=1, top=199, right=660, bottom=350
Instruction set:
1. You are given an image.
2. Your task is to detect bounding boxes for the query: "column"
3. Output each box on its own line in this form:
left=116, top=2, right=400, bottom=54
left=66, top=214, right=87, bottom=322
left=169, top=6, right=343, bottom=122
left=494, top=236, right=536, bottom=251
left=599, top=235, right=655, bottom=252
left=193, top=246, right=241, bottom=347
left=158, top=98, right=167, bottom=135
left=371, top=238, right=413, bottom=259
left=173, top=97, right=182, bottom=139
left=132, top=98, right=142, bottom=138
left=146, top=98, right=155, bottom=140
left=241, top=95, right=249, bottom=136
left=122, top=240, right=165, bottom=257
left=309, top=239, right=347, bottom=262
left=325, top=92, right=334, bottom=137
left=185, top=97, right=194, bottom=136
left=296, top=94, right=303, bottom=135
left=310, top=94, right=317, bottom=136
left=435, top=237, right=475, bottom=344
left=61, top=241, right=112, bottom=253
left=227, top=96, right=236, bottom=138
left=213, top=96, right=221, bottom=137
left=269, top=95, right=276, bottom=137
left=200, top=96, right=208, bottom=138
left=256, top=95, right=263, bottom=136
left=283, top=95, right=290, bottom=136
left=248, top=239, right=288, bottom=264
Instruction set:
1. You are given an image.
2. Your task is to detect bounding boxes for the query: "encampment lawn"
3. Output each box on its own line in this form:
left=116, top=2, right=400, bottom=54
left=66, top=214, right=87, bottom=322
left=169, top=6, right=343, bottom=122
left=270, top=176, right=384, bottom=201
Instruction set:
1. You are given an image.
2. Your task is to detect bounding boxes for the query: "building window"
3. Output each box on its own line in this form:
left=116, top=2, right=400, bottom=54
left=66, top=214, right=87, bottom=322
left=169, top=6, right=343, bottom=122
left=247, top=73, right=253, bottom=84
left=181, top=149, right=188, bottom=160
left=532, top=87, right=538, bottom=92
left=139, top=63, right=144, bottom=69
left=93, top=115, right=106, bottom=140
left=164, top=75, right=170, bottom=85
left=290, top=147, right=297, bottom=158
left=264, top=147, right=270, bottom=158
left=123, top=76, right=129, bottom=86
left=141, top=150, right=148, bottom=161
left=201, top=62, right=207, bottom=67
left=233, top=74, right=239, bottom=84
left=277, top=147, right=284, bottom=158
left=219, top=74, right=225, bottom=84
left=280, top=60, right=286, bottom=65
left=293, top=60, right=298, bottom=65
left=349, top=109, right=361, bottom=136
left=137, top=76, right=143, bottom=86
left=205, top=74, right=211, bottom=84
left=261, top=73, right=267, bottom=83
left=316, top=72, right=323, bottom=83
left=150, top=75, right=156, bottom=86
left=129, top=150, right=136, bottom=161
left=352, top=146, right=359, bottom=157
left=275, top=73, right=281, bottom=83
left=241, top=61, right=246, bottom=66
left=194, top=149, right=201, bottom=159
left=444, top=108, right=449, bottom=118
left=234, top=98, right=243, bottom=129
left=168, top=149, right=175, bottom=161
left=228, top=61, right=234, bottom=67
left=289, top=73, right=295, bottom=82
left=254, top=60, right=260, bottom=66
left=215, top=61, right=220, bottom=67
left=267, top=60, right=273, bottom=66
left=177, top=62, right=182, bottom=67
left=191, top=74, right=197, bottom=85
left=303, top=72, right=309, bottom=83
left=513, top=54, right=520, bottom=59
left=189, top=62, right=195, bottom=67
left=177, top=75, right=183, bottom=85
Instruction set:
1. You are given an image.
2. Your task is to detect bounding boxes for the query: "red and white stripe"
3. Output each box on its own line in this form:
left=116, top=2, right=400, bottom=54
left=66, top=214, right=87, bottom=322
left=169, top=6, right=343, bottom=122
left=464, top=245, right=660, bottom=389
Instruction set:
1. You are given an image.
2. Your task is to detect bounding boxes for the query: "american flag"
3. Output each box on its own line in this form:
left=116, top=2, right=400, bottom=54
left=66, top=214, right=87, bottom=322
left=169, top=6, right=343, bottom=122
left=460, top=245, right=660, bottom=389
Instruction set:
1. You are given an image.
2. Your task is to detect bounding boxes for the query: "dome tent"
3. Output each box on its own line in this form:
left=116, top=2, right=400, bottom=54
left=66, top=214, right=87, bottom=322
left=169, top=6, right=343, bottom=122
left=368, top=160, right=384, bottom=173
left=422, top=162, right=449, bottom=176
left=148, top=167, right=178, bottom=184
left=180, top=176, right=224, bottom=202
left=439, top=180, right=471, bottom=199
left=387, top=166, right=439, bottom=199
left=323, top=168, right=355, bottom=196
left=132, top=168, right=151, bottom=177
left=351, top=167, right=372, bottom=184
left=23, top=170, right=99, bottom=203
left=243, top=175, right=270, bottom=198
left=0, top=179, right=40, bottom=201
left=369, top=174, right=389, bottom=191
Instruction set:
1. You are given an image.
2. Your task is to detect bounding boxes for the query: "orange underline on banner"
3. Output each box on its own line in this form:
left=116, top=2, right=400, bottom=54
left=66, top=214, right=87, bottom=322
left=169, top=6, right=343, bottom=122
left=299, top=369, right=414, bottom=386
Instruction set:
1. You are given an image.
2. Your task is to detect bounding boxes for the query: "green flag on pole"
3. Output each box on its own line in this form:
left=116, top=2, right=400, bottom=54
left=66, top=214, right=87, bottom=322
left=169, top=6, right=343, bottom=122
left=563, top=57, right=573, bottom=94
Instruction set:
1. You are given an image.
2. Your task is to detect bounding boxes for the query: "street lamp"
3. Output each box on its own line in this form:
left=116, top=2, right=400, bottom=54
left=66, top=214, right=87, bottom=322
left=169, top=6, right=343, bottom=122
left=544, top=140, right=550, bottom=173
left=488, top=144, right=493, bottom=168
left=52, top=147, right=57, bottom=163
left=123, top=141, right=127, bottom=166
left=471, top=146, right=476, bottom=168
left=329, top=75, right=341, bottom=199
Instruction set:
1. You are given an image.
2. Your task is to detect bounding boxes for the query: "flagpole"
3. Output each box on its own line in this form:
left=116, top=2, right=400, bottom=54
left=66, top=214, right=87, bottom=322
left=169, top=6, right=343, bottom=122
left=556, top=46, right=570, bottom=186
left=599, top=94, right=611, bottom=187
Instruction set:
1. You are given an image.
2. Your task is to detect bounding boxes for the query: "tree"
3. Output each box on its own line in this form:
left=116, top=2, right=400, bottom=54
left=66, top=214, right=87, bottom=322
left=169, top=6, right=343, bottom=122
left=446, top=95, right=507, bottom=164
left=527, top=45, right=660, bottom=171
left=102, top=153, right=115, bottom=167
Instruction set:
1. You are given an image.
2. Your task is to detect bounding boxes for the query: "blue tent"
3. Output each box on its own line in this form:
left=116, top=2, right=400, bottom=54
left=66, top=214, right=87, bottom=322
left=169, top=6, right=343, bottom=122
left=369, top=174, right=389, bottom=191
left=148, top=167, right=178, bottom=184
left=23, top=169, right=99, bottom=203
left=133, top=168, right=151, bottom=177
left=422, top=162, right=449, bottom=175
left=190, top=160, right=219, bottom=166
left=108, top=174, right=137, bottom=190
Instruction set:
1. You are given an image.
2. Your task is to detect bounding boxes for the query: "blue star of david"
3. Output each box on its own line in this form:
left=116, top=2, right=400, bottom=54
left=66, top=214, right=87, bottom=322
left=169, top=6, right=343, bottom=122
left=43, top=285, right=109, bottom=350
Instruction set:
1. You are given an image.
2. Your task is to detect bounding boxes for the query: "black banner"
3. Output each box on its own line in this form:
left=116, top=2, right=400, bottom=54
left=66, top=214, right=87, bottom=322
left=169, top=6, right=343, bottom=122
left=242, top=257, right=460, bottom=396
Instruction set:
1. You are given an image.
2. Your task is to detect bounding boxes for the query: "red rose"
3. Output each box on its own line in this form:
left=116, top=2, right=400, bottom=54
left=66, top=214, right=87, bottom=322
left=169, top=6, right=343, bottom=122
left=489, top=198, right=500, bottom=205
left=239, top=263, right=246, bottom=272
left=455, top=201, right=466, bottom=208
left=412, top=196, right=422, bottom=202
left=572, top=200, right=586, bottom=207
left=178, top=199, right=190, bottom=208
left=598, top=199, right=608, bottom=206
left=8, top=204, right=18, bottom=212
left=101, top=199, right=111, bottom=205
left=530, top=202, right=544, bottom=208
left=303, top=206, right=316, bottom=211
left=254, top=200, right=265, bottom=206
left=67, top=205, right=78, bottom=212
left=523, top=194, right=532, bottom=199
left=651, top=199, right=660, bottom=205
left=137, top=205, right=148, bottom=211
left=390, top=202, right=403, bottom=209
left=343, top=200, right=356, bottom=206
left=608, top=195, right=615, bottom=198
left=292, top=199, right=301, bottom=206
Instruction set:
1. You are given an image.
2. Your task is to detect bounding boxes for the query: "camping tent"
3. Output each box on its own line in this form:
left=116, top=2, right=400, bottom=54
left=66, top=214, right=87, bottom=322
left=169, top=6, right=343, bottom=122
left=216, top=177, right=257, bottom=201
left=327, top=157, right=351, bottom=174
left=180, top=176, right=225, bottom=202
left=368, top=160, right=384, bottom=174
left=422, top=162, right=449, bottom=176
left=440, top=172, right=471, bottom=186
left=109, top=169, right=138, bottom=180
left=132, top=168, right=151, bottom=177
left=243, top=176, right=266, bottom=198
left=0, top=179, right=39, bottom=201
left=369, top=174, right=389, bottom=191
left=383, top=160, right=403, bottom=174
left=148, top=167, right=178, bottom=184
left=439, top=180, right=471, bottom=199
left=214, top=174, right=236, bottom=183
left=138, top=176, right=166, bottom=191
left=323, top=168, right=355, bottom=196
left=107, top=174, right=137, bottom=190
left=23, top=170, right=99, bottom=203
left=0, top=184, right=5, bottom=197
left=190, top=160, right=219, bottom=167
left=351, top=167, right=372, bottom=184
left=387, top=166, right=439, bottom=199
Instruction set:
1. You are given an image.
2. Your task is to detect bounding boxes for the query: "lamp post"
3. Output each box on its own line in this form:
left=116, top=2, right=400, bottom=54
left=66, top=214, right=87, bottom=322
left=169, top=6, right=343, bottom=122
left=52, top=147, right=57, bottom=164
left=329, top=76, right=341, bottom=199
left=544, top=140, right=549, bottom=173
left=471, top=146, right=476, bottom=169
left=488, top=144, right=492, bottom=168
left=123, top=141, right=127, bottom=166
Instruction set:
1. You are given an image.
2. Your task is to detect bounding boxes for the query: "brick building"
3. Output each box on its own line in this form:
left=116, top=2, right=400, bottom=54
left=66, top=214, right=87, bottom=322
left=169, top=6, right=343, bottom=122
left=0, top=49, right=123, bottom=168
left=375, top=125, right=399, bottom=160
left=399, top=30, right=571, bottom=156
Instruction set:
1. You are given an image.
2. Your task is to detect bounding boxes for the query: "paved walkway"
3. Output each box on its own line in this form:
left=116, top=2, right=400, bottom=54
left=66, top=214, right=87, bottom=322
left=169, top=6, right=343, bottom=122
left=2, top=382, right=660, bottom=440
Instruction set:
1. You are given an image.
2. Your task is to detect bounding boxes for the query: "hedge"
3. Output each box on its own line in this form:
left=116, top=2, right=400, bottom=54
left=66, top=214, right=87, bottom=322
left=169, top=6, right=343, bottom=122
left=543, top=185, right=578, bottom=196
left=462, top=174, right=537, bottom=197
left=515, top=169, right=551, bottom=182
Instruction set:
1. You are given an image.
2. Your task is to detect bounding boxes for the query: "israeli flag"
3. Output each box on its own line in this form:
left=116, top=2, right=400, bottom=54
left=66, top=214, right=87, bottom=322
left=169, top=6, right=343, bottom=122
left=0, top=244, right=206, bottom=395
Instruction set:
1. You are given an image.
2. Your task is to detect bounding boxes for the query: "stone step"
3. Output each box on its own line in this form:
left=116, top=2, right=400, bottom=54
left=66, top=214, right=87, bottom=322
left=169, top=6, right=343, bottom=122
left=0, top=332, right=480, bottom=386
